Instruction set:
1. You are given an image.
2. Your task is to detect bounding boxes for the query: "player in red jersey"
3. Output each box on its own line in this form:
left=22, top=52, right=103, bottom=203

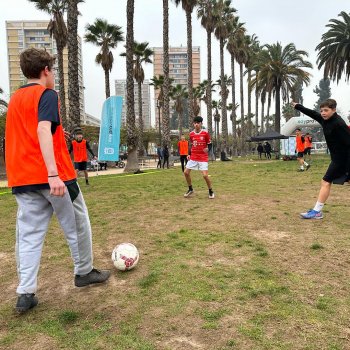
left=183, top=116, right=214, bottom=199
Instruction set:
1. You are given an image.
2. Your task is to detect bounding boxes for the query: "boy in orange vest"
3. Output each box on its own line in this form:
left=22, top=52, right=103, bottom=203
left=177, top=135, right=189, bottom=172
left=295, top=128, right=310, bottom=171
left=304, top=132, right=313, bottom=162
left=69, top=130, right=96, bottom=185
left=5, top=48, right=110, bottom=314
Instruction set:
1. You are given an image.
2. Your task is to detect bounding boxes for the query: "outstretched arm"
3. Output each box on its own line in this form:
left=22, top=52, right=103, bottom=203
left=291, top=101, right=323, bottom=124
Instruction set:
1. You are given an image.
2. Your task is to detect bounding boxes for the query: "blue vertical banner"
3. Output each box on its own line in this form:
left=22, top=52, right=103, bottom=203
left=98, top=96, right=122, bottom=161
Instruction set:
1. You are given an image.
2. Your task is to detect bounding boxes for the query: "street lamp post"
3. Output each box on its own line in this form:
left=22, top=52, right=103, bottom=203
left=156, top=99, right=162, bottom=145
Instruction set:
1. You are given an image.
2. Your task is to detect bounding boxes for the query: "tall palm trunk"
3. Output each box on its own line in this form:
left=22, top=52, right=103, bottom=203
left=125, top=0, right=139, bottom=172
left=104, top=68, right=110, bottom=98
left=266, top=91, right=271, bottom=130
left=138, top=81, right=144, bottom=155
left=247, top=69, right=252, bottom=137
left=186, top=10, right=194, bottom=127
left=255, top=72, right=259, bottom=134
left=56, top=49, right=67, bottom=126
left=260, top=100, right=265, bottom=133
left=275, top=85, right=281, bottom=133
left=239, top=62, right=245, bottom=152
left=219, top=38, right=227, bottom=147
left=206, top=29, right=213, bottom=136
left=162, top=0, right=170, bottom=147
left=230, top=54, right=237, bottom=155
left=178, top=109, right=183, bottom=137
left=67, top=0, right=80, bottom=128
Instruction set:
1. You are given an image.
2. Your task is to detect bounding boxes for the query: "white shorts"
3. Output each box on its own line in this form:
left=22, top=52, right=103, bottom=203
left=186, top=160, right=208, bottom=171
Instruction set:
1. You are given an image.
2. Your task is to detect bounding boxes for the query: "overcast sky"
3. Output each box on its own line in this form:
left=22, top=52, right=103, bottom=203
left=1, top=0, right=349, bottom=126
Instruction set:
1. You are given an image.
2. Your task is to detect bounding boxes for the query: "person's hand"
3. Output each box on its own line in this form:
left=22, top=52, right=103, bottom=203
left=291, top=101, right=298, bottom=108
left=203, top=147, right=208, bottom=154
left=48, top=176, right=66, bottom=197
left=187, top=155, right=190, bottom=160
left=93, top=156, right=97, bottom=160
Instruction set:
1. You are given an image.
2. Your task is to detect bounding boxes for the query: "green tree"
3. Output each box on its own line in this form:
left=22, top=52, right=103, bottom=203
left=163, top=0, right=171, bottom=148
left=316, top=11, right=350, bottom=83
left=173, top=0, right=198, bottom=126
left=124, top=0, right=139, bottom=171
left=84, top=18, right=124, bottom=99
left=197, top=0, right=216, bottom=135
left=214, top=0, right=235, bottom=147
left=0, top=87, right=8, bottom=109
left=255, top=42, right=312, bottom=132
left=170, top=84, right=188, bottom=136
left=28, top=0, right=68, bottom=125
left=122, top=41, right=153, bottom=155
left=313, top=78, right=331, bottom=110
left=67, top=0, right=84, bottom=128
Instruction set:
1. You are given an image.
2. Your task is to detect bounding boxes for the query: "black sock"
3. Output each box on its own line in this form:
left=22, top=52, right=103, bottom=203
left=189, top=185, right=193, bottom=191
left=209, top=188, right=213, bottom=194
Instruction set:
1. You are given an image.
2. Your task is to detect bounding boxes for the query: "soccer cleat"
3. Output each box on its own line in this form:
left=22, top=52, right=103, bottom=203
left=184, top=189, right=194, bottom=198
left=15, top=294, right=38, bottom=314
left=75, top=268, right=110, bottom=287
left=300, top=209, right=323, bottom=219
left=297, top=168, right=305, bottom=172
left=305, top=164, right=311, bottom=171
left=209, top=191, right=215, bottom=199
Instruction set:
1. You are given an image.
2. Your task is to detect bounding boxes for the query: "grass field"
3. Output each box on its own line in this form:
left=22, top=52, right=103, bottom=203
left=1, top=155, right=350, bottom=350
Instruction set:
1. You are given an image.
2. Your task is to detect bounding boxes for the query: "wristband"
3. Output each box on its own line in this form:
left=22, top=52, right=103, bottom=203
left=48, top=175, right=58, bottom=178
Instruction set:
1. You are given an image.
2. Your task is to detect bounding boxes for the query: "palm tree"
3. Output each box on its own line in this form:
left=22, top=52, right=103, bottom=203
left=67, top=0, right=83, bottom=128
left=0, top=88, right=8, bottom=109
left=197, top=0, right=216, bottom=136
left=316, top=11, right=350, bottom=83
left=256, top=43, right=312, bottom=132
left=28, top=0, right=68, bottom=125
left=212, top=99, right=221, bottom=145
left=213, top=0, right=235, bottom=147
left=84, top=18, right=124, bottom=99
left=163, top=0, right=171, bottom=148
left=170, top=84, right=188, bottom=136
left=122, top=41, right=153, bottom=155
left=173, top=0, right=198, bottom=126
left=124, top=0, right=139, bottom=171
left=226, top=16, right=245, bottom=153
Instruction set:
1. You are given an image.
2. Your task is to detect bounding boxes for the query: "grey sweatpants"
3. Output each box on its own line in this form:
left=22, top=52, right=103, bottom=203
left=15, top=186, right=93, bottom=294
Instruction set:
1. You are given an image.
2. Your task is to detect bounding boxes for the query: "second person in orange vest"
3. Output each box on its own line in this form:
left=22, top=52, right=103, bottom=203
left=69, top=131, right=97, bottom=185
left=304, top=132, right=313, bottom=162
left=177, top=135, right=189, bottom=172
left=295, top=128, right=310, bottom=172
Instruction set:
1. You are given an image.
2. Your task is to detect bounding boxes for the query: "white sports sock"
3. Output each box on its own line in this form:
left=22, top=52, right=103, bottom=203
left=304, top=161, right=309, bottom=166
left=300, top=166, right=304, bottom=170
left=313, top=201, right=324, bottom=212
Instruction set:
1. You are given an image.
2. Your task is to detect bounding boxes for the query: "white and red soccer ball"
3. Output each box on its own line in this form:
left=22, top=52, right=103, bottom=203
left=111, top=243, right=139, bottom=271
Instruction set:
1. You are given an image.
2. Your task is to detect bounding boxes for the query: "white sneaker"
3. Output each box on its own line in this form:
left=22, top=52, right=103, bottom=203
left=184, top=189, right=194, bottom=198
left=209, top=191, right=215, bottom=199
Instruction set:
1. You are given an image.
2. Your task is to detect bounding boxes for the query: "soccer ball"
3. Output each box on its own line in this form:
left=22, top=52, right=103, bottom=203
left=111, top=243, right=139, bottom=271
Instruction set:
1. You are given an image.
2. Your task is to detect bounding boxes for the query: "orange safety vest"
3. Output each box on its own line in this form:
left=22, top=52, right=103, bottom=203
left=72, top=139, right=88, bottom=162
left=5, top=84, right=76, bottom=187
left=304, top=136, right=312, bottom=148
left=178, top=140, right=189, bottom=155
left=296, top=135, right=305, bottom=152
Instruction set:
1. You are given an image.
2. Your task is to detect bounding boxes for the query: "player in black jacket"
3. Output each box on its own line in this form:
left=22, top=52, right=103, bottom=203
left=291, top=99, right=350, bottom=219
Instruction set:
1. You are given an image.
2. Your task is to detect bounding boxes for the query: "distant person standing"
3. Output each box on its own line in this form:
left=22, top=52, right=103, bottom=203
left=156, top=144, right=162, bottom=168
left=295, top=128, right=310, bottom=172
left=264, top=141, right=272, bottom=159
left=177, top=135, right=189, bottom=172
left=304, top=132, right=313, bottom=162
left=257, top=143, right=264, bottom=159
left=162, top=145, right=170, bottom=169
left=69, top=131, right=96, bottom=185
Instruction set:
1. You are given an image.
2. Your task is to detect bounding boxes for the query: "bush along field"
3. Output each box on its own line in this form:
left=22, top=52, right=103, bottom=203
left=1, top=155, right=350, bottom=350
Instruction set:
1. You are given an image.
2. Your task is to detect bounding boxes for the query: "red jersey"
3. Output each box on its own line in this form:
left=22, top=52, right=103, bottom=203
left=189, top=130, right=211, bottom=162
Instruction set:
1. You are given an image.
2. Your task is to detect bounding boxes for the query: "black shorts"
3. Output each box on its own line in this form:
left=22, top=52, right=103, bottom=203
left=74, top=161, right=87, bottom=171
left=304, top=147, right=311, bottom=155
left=323, top=161, right=348, bottom=184
left=297, top=151, right=304, bottom=158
